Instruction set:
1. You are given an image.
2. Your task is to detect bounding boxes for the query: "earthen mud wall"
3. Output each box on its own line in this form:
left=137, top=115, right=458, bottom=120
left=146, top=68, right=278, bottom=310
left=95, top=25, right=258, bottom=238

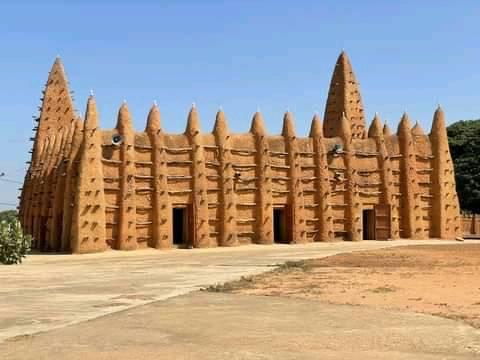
left=19, top=52, right=463, bottom=253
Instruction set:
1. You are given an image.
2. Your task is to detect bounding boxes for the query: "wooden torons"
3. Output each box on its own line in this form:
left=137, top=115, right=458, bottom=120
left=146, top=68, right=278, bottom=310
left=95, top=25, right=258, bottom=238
left=19, top=52, right=462, bottom=253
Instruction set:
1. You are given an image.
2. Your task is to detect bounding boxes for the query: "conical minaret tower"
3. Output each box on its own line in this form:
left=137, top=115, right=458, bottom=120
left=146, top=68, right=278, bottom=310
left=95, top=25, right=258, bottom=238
left=213, top=109, right=238, bottom=246
left=339, top=112, right=361, bottom=240
left=430, top=107, right=462, bottom=238
left=146, top=103, right=171, bottom=249
left=20, top=57, right=77, bottom=238
left=32, top=57, right=76, bottom=164
left=116, top=103, right=137, bottom=250
left=324, top=51, right=366, bottom=139
left=397, top=113, right=423, bottom=239
left=309, top=114, right=334, bottom=241
left=250, top=112, right=274, bottom=244
left=282, top=112, right=306, bottom=243
left=368, top=113, right=399, bottom=239
left=71, top=96, right=107, bottom=253
left=186, top=105, right=210, bottom=247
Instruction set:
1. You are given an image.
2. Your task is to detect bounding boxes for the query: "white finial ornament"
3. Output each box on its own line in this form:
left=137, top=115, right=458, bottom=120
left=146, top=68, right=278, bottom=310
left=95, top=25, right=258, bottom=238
left=90, top=89, right=94, bottom=96
left=153, top=100, right=157, bottom=106
left=192, top=102, right=196, bottom=108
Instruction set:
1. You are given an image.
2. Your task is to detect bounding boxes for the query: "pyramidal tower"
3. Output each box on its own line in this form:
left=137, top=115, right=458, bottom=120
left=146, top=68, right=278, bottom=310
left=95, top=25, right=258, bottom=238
left=323, top=51, right=366, bottom=138
left=20, top=57, right=77, bottom=246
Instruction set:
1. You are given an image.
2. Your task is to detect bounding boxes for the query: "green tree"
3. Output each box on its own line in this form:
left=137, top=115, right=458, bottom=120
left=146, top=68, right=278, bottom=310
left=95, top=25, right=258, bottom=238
left=447, top=119, right=480, bottom=213
left=0, top=218, right=32, bottom=265
left=0, top=210, right=18, bottom=222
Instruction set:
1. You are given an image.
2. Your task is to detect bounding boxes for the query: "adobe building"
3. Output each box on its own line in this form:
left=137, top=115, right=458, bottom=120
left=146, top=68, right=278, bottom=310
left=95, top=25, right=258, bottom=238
left=18, top=52, right=462, bottom=253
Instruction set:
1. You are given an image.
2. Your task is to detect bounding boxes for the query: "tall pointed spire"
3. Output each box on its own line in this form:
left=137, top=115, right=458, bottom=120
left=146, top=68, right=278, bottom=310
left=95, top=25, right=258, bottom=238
left=368, top=113, right=383, bottom=137
left=397, top=112, right=412, bottom=135
left=383, top=122, right=392, bottom=137
left=309, top=113, right=323, bottom=138
left=116, top=102, right=134, bottom=132
left=213, top=109, right=228, bottom=136
left=411, top=121, right=425, bottom=136
left=186, top=105, right=209, bottom=248
left=84, top=95, right=99, bottom=130
left=282, top=111, right=306, bottom=243
left=185, top=105, right=201, bottom=136
left=397, top=111, right=423, bottom=239
left=368, top=112, right=397, bottom=239
left=339, top=111, right=352, bottom=140
left=71, top=96, right=107, bottom=253
left=323, top=51, right=366, bottom=138
left=145, top=103, right=161, bottom=132
left=251, top=111, right=273, bottom=244
left=213, top=109, right=238, bottom=246
left=116, top=102, right=137, bottom=250
left=430, top=106, right=462, bottom=238
left=31, top=57, right=76, bottom=166
left=309, top=113, right=334, bottom=241
left=431, top=105, right=446, bottom=135
left=338, top=111, right=361, bottom=241
left=281, top=111, right=296, bottom=137
left=146, top=103, right=170, bottom=249
left=250, top=111, right=266, bottom=135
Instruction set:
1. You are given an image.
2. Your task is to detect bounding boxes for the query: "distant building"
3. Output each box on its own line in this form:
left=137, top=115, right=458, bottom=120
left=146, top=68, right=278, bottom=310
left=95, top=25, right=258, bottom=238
left=19, top=52, right=462, bottom=253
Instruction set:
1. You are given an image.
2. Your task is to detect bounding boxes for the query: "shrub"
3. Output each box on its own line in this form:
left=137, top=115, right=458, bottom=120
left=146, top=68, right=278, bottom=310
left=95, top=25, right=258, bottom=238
left=0, top=218, right=32, bottom=265
left=0, top=210, right=18, bottom=223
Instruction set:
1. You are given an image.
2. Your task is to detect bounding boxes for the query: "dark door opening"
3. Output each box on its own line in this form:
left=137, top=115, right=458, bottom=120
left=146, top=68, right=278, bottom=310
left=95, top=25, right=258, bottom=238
left=173, top=207, right=187, bottom=247
left=39, top=216, right=47, bottom=250
left=54, top=214, right=63, bottom=251
left=363, top=209, right=375, bottom=240
left=273, top=207, right=289, bottom=244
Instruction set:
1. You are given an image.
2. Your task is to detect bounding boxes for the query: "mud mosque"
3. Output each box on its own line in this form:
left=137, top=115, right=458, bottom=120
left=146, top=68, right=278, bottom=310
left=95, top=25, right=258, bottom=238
left=18, top=52, right=462, bottom=253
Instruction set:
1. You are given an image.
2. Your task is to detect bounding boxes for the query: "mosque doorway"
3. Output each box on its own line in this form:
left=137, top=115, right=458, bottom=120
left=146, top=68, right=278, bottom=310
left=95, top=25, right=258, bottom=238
left=374, top=204, right=391, bottom=240
left=172, top=206, right=191, bottom=247
left=362, top=209, right=375, bottom=240
left=273, top=206, right=290, bottom=244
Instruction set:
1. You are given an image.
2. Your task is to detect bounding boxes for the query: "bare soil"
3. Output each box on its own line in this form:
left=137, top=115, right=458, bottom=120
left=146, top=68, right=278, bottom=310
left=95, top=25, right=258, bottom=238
left=212, top=244, right=480, bottom=328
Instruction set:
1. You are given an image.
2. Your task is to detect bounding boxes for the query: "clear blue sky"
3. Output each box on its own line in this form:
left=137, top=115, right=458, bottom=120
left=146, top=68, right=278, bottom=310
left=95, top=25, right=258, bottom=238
left=0, top=0, right=479, bottom=210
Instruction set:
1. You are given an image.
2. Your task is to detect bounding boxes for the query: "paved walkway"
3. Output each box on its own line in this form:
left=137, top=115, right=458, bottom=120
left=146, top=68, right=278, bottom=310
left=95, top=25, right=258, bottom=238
left=3, top=292, right=479, bottom=359
left=0, top=240, right=465, bottom=344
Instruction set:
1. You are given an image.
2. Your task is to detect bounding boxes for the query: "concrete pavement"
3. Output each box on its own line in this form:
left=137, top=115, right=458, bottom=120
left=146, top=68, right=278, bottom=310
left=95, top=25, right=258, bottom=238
left=2, top=291, right=480, bottom=359
left=0, top=240, right=467, bottom=344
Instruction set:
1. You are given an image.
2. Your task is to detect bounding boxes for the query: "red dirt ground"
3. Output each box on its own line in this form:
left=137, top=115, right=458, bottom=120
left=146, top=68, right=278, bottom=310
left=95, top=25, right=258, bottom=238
left=225, top=244, right=480, bottom=328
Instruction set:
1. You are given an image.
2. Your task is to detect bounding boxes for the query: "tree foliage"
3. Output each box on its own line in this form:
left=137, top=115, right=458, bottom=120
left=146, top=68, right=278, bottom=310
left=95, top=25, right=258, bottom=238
left=447, top=119, right=480, bottom=213
left=0, top=210, right=18, bottom=223
left=0, top=211, right=32, bottom=265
